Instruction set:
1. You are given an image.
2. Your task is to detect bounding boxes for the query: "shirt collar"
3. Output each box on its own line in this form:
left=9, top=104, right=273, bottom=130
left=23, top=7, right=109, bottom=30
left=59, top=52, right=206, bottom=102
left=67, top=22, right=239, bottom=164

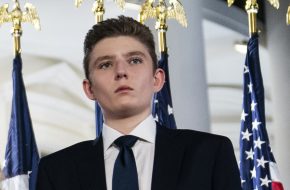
left=102, top=115, right=156, bottom=152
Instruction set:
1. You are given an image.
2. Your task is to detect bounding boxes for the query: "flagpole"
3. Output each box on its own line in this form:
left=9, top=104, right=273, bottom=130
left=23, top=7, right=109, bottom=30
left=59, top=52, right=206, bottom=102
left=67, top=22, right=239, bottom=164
left=287, top=5, right=290, bottom=25
left=245, top=0, right=258, bottom=37
left=138, top=0, right=187, bottom=53
left=157, top=20, right=168, bottom=53
left=0, top=0, right=41, bottom=55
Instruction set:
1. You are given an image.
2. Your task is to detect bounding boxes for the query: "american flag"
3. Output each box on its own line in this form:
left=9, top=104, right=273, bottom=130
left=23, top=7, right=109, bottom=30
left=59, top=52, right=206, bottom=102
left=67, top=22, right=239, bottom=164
left=1, top=54, right=39, bottom=190
left=95, top=102, right=103, bottom=137
left=152, top=52, right=176, bottom=129
left=239, top=34, right=284, bottom=190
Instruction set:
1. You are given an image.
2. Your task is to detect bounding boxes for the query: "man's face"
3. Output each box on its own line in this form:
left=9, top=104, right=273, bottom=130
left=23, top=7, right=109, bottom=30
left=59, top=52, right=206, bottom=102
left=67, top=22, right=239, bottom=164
left=83, top=36, right=164, bottom=120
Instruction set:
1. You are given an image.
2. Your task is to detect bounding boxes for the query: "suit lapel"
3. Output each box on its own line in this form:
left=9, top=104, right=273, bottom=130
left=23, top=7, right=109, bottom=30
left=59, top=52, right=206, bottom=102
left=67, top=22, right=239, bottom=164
left=151, top=125, right=186, bottom=190
left=77, top=135, right=107, bottom=190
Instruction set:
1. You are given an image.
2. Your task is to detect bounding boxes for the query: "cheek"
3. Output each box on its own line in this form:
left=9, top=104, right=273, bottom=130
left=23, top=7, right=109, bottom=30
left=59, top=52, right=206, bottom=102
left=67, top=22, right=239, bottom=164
left=139, top=76, right=155, bottom=94
left=90, top=77, right=106, bottom=94
left=92, top=81, right=105, bottom=94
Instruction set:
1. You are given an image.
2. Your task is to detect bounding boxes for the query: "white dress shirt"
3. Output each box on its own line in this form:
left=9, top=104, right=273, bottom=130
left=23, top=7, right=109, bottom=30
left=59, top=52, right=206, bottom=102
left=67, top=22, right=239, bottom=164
left=102, top=115, right=156, bottom=190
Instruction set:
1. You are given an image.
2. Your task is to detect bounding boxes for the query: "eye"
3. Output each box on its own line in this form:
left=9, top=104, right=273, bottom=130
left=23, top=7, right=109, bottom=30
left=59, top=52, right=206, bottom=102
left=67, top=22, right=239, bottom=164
left=129, top=57, right=143, bottom=65
left=98, top=61, right=112, bottom=70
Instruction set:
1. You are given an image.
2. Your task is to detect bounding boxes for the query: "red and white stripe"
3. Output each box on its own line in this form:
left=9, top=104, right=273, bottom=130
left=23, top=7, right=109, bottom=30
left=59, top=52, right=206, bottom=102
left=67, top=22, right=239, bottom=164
left=270, top=162, right=284, bottom=190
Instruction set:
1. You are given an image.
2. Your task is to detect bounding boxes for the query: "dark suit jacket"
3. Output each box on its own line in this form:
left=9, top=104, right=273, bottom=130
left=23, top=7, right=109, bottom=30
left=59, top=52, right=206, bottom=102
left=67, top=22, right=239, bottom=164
left=36, top=125, right=242, bottom=190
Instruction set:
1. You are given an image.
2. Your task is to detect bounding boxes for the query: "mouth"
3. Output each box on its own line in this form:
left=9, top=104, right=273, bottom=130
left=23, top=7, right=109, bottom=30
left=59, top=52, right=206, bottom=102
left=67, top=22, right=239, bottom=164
left=115, top=86, right=133, bottom=93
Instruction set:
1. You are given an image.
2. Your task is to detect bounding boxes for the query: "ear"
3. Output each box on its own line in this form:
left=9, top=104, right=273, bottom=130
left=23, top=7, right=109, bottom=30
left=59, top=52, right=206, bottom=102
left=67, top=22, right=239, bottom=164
left=153, top=68, right=165, bottom=93
left=83, top=79, right=96, bottom=100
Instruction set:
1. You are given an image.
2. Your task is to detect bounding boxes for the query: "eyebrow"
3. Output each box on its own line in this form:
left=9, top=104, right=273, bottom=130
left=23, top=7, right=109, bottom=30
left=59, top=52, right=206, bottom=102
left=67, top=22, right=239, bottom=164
left=92, top=51, right=147, bottom=66
left=94, top=55, right=115, bottom=63
left=125, top=51, right=146, bottom=58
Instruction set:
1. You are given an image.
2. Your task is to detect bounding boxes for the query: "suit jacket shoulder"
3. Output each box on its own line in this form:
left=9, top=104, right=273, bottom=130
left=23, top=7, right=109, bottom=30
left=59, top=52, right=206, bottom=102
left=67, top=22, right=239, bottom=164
left=153, top=126, right=242, bottom=190
left=36, top=138, right=107, bottom=190
left=158, top=125, right=230, bottom=141
left=40, top=140, right=96, bottom=164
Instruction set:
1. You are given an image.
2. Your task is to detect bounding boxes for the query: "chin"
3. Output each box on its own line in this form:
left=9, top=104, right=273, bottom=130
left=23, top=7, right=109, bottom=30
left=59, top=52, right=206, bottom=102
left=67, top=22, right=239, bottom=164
left=115, top=105, right=147, bottom=117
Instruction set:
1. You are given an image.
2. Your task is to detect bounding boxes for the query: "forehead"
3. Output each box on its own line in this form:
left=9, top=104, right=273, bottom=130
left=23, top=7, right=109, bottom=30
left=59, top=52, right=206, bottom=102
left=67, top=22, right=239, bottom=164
left=91, top=36, right=150, bottom=57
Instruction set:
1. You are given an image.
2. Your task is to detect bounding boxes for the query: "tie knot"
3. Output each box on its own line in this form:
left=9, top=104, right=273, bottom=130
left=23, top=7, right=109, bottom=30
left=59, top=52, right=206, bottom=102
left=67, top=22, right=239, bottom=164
left=114, top=135, right=138, bottom=148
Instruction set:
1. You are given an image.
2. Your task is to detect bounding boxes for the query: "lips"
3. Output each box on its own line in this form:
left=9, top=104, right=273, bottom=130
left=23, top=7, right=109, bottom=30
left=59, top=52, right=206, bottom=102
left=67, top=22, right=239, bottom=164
left=115, top=86, right=133, bottom=93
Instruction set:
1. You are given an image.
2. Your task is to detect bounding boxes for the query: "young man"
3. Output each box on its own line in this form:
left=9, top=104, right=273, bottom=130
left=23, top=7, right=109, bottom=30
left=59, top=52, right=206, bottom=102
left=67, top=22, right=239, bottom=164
left=36, top=16, right=241, bottom=190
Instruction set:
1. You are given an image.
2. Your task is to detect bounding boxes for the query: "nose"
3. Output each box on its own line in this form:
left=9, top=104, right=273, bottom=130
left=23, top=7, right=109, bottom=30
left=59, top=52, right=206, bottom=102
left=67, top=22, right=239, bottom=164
left=114, top=60, right=128, bottom=80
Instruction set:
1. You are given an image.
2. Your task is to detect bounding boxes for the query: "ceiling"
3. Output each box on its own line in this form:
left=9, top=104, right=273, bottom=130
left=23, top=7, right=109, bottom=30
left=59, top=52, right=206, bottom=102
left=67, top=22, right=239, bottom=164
left=0, top=0, right=273, bottom=157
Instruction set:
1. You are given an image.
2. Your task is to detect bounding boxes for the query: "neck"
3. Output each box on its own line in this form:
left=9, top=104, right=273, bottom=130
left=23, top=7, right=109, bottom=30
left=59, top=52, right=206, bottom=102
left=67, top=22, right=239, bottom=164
left=104, top=110, right=151, bottom=135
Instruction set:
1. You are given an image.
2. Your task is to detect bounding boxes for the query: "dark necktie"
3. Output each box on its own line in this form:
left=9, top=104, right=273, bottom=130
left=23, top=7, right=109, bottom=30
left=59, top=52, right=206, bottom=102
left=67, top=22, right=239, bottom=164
left=113, top=135, right=139, bottom=190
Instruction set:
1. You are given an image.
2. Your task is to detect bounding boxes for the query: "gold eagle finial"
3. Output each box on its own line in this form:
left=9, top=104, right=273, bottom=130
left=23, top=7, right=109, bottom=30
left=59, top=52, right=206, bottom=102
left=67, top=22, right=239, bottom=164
left=75, top=0, right=125, bottom=9
left=227, top=0, right=235, bottom=7
left=168, top=0, right=187, bottom=27
left=227, top=0, right=279, bottom=9
left=114, top=0, right=126, bottom=10
left=74, top=0, right=105, bottom=23
left=92, top=0, right=105, bottom=23
left=267, top=0, right=279, bottom=9
left=75, top=0, right=84, bottom=8
left=74, top=0, right=127, bottom=23
left=0, top=0, right=41, bottom=54
left=227, top=0, right=280, bottom=36
left=138, top=0, right=187, bottom=52
left=139, top=0, right=187, bottom=27
left=0, top=0, right=40, bottom=30
left=138, top=0, right=155, bottom=24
